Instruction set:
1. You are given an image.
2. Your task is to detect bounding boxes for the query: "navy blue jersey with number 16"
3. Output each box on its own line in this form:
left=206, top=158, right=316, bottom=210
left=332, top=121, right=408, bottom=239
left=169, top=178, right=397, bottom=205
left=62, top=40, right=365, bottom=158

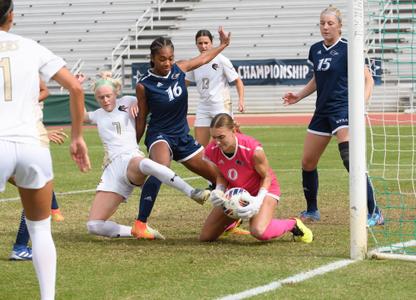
left=139, top=64, right=189, bottom=136
left=308, top=37, right=348, bottom=115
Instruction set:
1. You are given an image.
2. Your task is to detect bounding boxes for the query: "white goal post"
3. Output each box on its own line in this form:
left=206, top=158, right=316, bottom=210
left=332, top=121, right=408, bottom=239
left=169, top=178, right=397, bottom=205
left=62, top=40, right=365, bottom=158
left=349, top=0, right=416, bottom=262
left=348, top=0, right=368, bottom=261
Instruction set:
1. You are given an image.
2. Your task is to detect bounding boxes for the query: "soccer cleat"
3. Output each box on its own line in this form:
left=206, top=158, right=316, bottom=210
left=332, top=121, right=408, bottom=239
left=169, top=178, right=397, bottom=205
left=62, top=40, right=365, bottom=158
left=131, top=220, right=165, bottom=240
left=299, top=210, right=321, bottom=222
left=223, top=219, right=251, bottom=236
left=51, top=208, right=65, bottom=222
left=367, top=210, right=385, bottom=227
left=190, top=188, right=211, bottom=205
left=291, top=218, right=313, bottom=243
left=9, top=244, right=32, bottom=261
left=206, top=183, right=216, bottom=191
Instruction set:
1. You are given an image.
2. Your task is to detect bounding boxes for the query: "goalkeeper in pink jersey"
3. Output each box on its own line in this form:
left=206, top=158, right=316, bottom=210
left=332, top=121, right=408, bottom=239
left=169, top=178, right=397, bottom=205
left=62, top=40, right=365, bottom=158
left=200, top=113, right=313, bottom=243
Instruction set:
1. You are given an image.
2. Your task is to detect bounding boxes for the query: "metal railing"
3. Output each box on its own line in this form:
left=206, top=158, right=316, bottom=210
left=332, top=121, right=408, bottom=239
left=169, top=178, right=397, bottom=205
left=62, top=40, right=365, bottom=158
left=111, top=0, right=175, bottom=80
left=60, top=58, right=84, bottom=93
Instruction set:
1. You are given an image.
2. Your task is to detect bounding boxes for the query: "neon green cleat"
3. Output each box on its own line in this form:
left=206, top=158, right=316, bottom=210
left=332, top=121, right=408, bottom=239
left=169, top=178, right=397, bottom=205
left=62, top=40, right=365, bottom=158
left=131, top=220, right=165, bottom=240
left=291, top=218, right=313, bottom=243
left=223, top=219, right=250, bottom=236
left=51, top=208, right=65, bottom=222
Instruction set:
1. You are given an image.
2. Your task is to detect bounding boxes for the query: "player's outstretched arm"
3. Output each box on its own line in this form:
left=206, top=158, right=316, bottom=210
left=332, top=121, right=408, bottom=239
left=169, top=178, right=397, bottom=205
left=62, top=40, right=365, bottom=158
left=177, top=26, right=231, bottom=73
left=39, top=79, right=49, bottom=102
left=47, top=128, right=68, bottom=145
left=364, top=66, right=374, bottom=104
left=237, top=148, right=271, bottom=218
left=52, top=67, right=91, bottom=172
left=235, top=77, right=245, bottom=112
left=135, top=83, right=148, bottom=144
left=282, top=75, right=316, bottom=105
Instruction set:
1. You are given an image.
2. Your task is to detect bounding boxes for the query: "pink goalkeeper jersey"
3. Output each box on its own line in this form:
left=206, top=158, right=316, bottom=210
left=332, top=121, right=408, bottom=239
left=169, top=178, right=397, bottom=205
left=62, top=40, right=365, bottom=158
left=205, top=133, right=280, bottom=197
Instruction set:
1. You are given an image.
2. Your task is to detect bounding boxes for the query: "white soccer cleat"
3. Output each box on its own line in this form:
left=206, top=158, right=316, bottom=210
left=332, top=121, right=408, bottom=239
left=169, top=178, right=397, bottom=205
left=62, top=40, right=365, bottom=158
left=190, top=188, right=211, bottom=205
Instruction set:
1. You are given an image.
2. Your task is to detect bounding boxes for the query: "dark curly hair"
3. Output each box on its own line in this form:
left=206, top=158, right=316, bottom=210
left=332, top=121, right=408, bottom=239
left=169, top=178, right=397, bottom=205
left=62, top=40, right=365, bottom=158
left=149, top=37, right=174, bottom=68
left=0, top=0, right=13, bottom=26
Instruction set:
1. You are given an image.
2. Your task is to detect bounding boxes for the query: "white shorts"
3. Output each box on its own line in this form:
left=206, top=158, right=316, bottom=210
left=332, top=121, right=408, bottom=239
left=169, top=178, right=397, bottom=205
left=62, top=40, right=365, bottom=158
left=96, top=152, right=142, bottom=200
left=0, top=140, right=53, bottom=192
left=194, top=101, right=233, bottom=127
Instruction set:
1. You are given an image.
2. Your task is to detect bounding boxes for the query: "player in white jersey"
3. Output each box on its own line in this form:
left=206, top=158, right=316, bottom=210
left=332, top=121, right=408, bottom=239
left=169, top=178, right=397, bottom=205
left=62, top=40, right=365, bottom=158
left=9, top=80, right=66, bottom=262
left=0, top=1, right=90, bottom=299
left=84, top=73, right=210, bottom=240
left=186, top=29, right=245, bottom=147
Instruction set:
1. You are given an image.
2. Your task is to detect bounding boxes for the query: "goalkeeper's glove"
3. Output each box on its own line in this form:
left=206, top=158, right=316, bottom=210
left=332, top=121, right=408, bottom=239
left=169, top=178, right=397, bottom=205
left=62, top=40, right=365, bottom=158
left=237, top=188, right=268, bottom=219
left=209, top=189, right=226, bottom=207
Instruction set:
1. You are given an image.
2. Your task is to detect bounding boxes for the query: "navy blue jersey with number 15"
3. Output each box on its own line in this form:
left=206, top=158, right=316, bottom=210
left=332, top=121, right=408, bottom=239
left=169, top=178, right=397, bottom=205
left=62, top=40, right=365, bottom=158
left=139, top=64, right=189, bottom=136
left=308, top=38, right=348, bottom=115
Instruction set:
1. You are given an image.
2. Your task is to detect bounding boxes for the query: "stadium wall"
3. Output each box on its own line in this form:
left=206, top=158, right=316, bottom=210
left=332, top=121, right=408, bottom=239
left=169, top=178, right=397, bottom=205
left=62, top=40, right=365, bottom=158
left=43, top=94, right=100, bottom=125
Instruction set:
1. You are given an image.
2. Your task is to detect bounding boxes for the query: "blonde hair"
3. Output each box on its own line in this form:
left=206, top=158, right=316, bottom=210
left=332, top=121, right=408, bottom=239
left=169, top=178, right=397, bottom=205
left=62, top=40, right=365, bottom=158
left=321, top=5, right=342, bottom=25
left=91, top=71, right=122, bottom=95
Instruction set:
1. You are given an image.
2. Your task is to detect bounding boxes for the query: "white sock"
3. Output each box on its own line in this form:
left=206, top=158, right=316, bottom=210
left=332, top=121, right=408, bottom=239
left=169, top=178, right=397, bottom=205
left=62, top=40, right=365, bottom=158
left=139, top=158, right=193, bottom=197
left=87, top=220, right=132, bottom=238
left=25, top=217, right=56, bottom=300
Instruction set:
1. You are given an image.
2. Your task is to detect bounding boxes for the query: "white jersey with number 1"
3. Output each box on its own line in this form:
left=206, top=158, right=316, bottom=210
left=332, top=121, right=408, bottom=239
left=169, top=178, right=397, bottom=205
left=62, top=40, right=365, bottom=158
left=0, top=31, right=66, bottom=146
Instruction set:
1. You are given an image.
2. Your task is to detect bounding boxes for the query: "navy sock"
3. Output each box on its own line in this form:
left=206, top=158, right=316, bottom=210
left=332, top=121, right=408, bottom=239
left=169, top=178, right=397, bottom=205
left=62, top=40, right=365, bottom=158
left=15, top=210, right=30, bottom=247
left=302, top=169, right=319, bottom=212
left=338, top=142, right=379, bottom=215
left=137, top=176, right=161, bottom=222
left=367, top=176, right=379, bottom=215
left=51, top=191, right=59, bottom=209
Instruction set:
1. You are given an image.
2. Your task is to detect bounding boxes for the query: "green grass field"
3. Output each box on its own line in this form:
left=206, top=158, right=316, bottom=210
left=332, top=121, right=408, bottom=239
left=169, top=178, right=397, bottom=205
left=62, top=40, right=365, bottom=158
left=0, top=126, right=415, bottom=300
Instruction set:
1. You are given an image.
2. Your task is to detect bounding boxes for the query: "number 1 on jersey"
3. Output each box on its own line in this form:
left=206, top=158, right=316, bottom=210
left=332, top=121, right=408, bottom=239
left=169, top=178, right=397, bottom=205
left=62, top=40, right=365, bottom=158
left=0, top=57, right=12, bottom=101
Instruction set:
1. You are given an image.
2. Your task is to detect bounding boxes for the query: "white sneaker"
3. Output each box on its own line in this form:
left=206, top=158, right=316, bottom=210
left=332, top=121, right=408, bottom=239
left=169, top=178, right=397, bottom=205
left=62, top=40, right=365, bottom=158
left=190, top=189, right=210, bottom=205
left=10, top=245, right=32, bottom=261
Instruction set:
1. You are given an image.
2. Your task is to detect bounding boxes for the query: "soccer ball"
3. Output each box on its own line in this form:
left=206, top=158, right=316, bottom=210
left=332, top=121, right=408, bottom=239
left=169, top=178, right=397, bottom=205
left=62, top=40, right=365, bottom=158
left=222, top=187, right=251, bottom=219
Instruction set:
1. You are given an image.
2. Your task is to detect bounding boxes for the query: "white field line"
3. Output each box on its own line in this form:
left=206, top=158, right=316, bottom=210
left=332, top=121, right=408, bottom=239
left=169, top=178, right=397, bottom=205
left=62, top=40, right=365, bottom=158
left=0, top=189, right=97, bottom=203
left=370, top=240, right=416, bottom=253
left=216, top=259, right=356, bottom=300
left=1, top=168, right=382, bottom=203
left=0, top=176, right=203, bottom=203
left=0, top=168, right=386, bottom=203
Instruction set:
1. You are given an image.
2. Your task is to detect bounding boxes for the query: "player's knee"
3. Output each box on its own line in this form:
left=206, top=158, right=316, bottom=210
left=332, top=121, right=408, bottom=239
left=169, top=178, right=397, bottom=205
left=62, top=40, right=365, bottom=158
left=86, top=220, right=105, bottom=236
left=338, top=141, right=349, bottom=171
left=199, top=229, right=220, bottom=242
left=138, top=158, right=153, bottom=175
left=250, top=225, right=267, bottom=240
left=301, top=159, right=317, bottom=171
left=199, top=233, right=216, bottom=242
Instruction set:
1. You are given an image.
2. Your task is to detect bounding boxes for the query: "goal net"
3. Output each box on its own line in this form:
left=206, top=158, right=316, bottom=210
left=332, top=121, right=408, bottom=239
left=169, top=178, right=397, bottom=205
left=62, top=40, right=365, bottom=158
left=365, top=0, right=416, bottom=261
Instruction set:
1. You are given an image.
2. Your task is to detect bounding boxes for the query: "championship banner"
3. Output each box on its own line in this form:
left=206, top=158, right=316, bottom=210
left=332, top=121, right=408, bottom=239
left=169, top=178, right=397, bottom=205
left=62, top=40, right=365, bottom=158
left=232, top=59, right=313, bottom=85
left=131, top=58, right=381, bottom=87
left=131, top=60, right=312, bottom=87
left=131, top=62, right=151, bottom=87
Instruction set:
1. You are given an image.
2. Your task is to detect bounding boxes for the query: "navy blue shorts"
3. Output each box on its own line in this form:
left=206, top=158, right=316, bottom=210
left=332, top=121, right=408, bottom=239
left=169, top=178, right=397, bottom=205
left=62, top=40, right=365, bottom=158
left=145, top=132, right=203, bottom=162
left=307, top=112, right=348, bottom=136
